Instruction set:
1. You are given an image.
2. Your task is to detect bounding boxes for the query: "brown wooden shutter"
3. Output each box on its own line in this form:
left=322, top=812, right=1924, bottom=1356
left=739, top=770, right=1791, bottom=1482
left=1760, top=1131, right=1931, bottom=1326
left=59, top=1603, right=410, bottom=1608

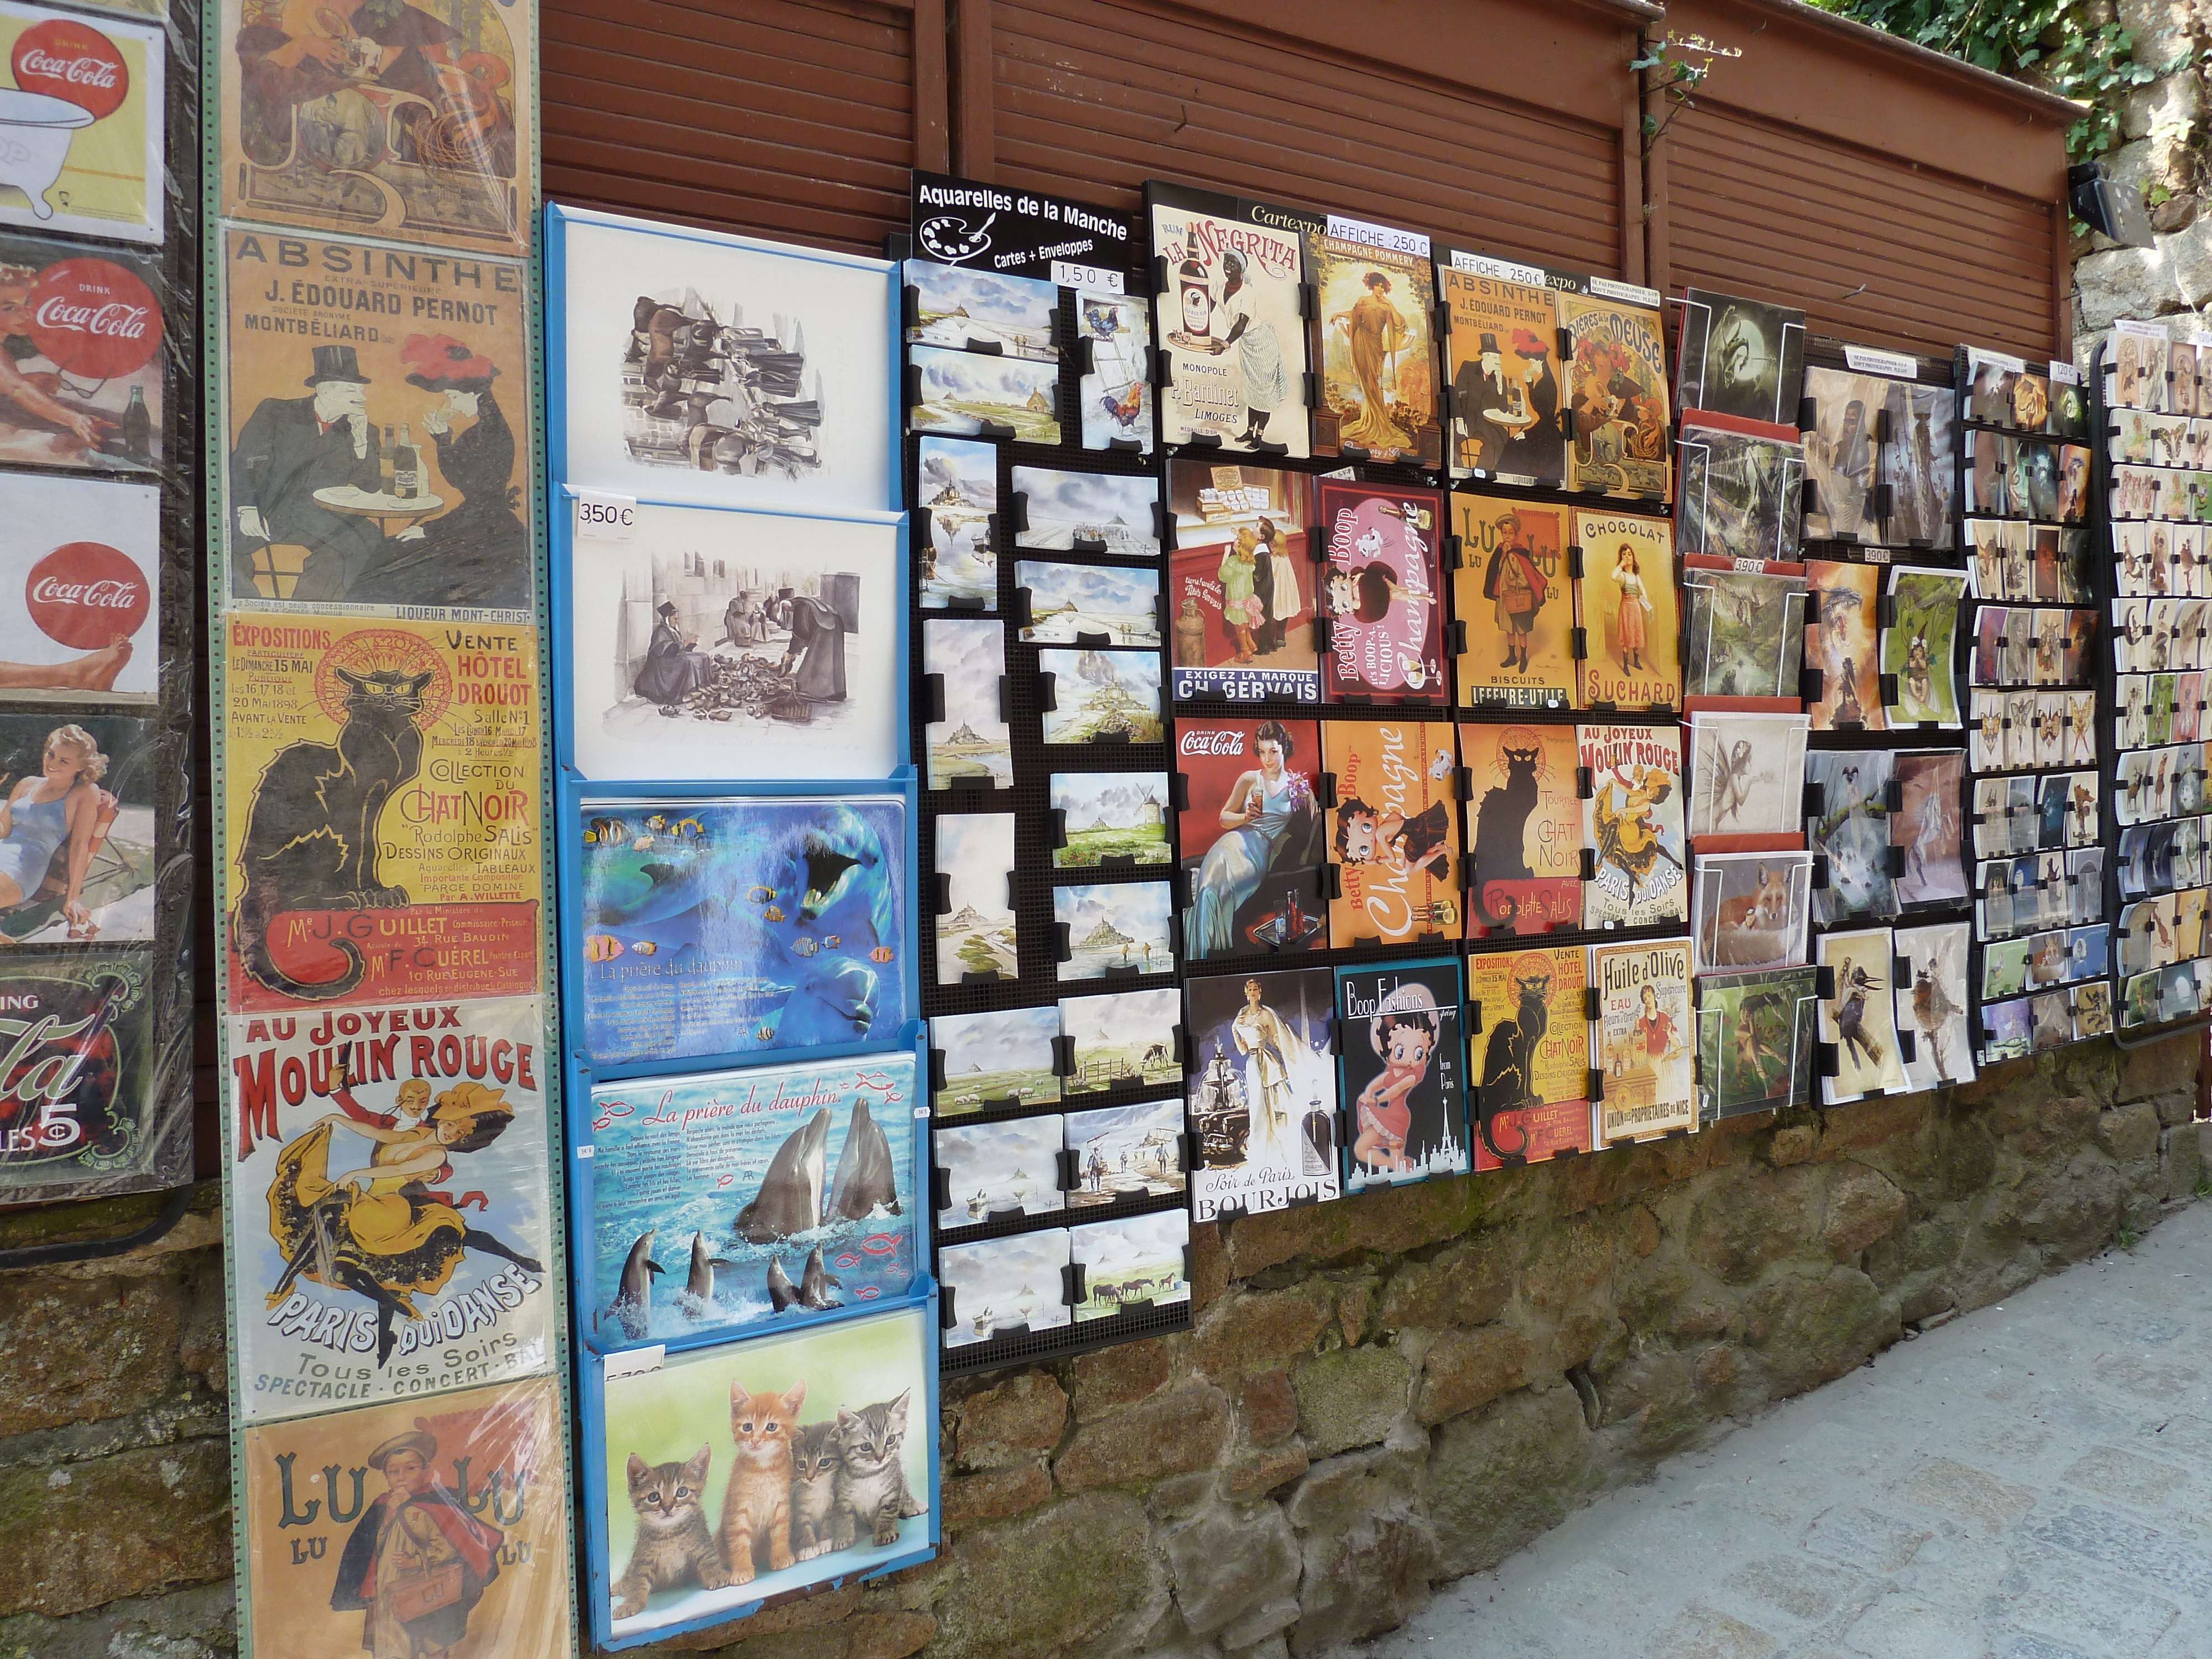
left=541, top=0, right=946, bottom=255
left=988, top=0, right=1629, bottom=277
left=1661, top=102, right=2057, bottom=359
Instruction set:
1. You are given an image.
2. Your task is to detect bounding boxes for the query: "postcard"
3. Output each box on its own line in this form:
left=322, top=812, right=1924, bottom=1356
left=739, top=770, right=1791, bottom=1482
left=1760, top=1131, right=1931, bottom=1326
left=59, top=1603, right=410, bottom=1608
left=1077, top=291, right=1155, bottom=453
left=1460, top=721, right=1579, bottom=935
left=1338, top=957, right=1467, bottom=1191
left=1010, top=466, right=1160, bottom=557
left=1676, top=411, right=1805, bottom=564
left=1676, top=288, right=1805, bottom=426
left=910, top=345, right=1061, bottom=443
left=1799, top=367, right=1885, bottom=542
left=1186, top=966, right=1340, bottom=1218
left=1039, top=647, right=1164, bottom=743
left=916, top=436, right=999, bottom=611
left=575, top=794, right=908, bottom=1068
left=0, top=471, right=156, bottom=703
left=1695, top=966, right=1815, bottom=1118
left=1692, top=851, right=1813, bottom=973
left=1167, top=460, right=1317, bottom=702
left=0, top=713, right=152, bottom=943
left=1051, top=770, right=1171, bottom=870
left=1892, top=749, right=1969, bottom=907
left=1054, top=880, right=1173, bottom=981
left=1068, top=1208, right=1190, bottom=1320
left=1176, top=715, right=1326, bottom=960
left=1323, top=719, right=1463, bottom=946
left=1807, top=749, right=1897, bottom=925
left=1061, top=985, right=1182, bottom=1097
left=1016, top=559, right=1162, bottom=648
left=1892, top=921, right=1973, bottom=1088
left=1064, top=1095, right=1185, bottom=1208
left=1884, top=567, right=1970, bottom=728
left=1880, top=380, right=1957, bottom=549
left=1803, top=559, right=1885, bottom=731
left=924, top=617, right=1011, bottom=789
left=935, top=812, right=1016, bottom=983
left=941, top=1232, right=1071, bottom=1347
left=1469, top=945, right=1590, bottom=1170
left=0, top=3, right=160, bottom=243
left=934, top=1114, right=1066, bottom=1230
left=1816, top=926, right=1909, bottom=1103
left=1688, top=711, right=1809, bottom=850
left=932, top=1005, right=1060, bottom=1115
left=1681, top=562, right=1807, bottom=706
left=905, top=259, right=1058, bottom=359
left=0, top=234, right=161, bottom=475
left=1575, top=508, right=1681, bottom=710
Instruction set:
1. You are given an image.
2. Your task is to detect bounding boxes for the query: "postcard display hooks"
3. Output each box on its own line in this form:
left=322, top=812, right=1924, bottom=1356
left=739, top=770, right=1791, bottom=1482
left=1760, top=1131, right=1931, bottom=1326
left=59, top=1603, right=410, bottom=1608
left=204, top=0, right=578, bottom=1653
left=2096, top=319, right=2212, bottom=1031
left=543, top=205, right=938, bottom=1651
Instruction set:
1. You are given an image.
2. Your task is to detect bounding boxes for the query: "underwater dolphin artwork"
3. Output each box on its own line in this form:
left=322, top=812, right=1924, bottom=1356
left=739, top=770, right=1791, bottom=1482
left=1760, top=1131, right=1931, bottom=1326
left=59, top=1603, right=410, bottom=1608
left=735, top=1108, right=831, bottom=1241
left=828, top=1100, right=901, bottom=1220
left=684, top=1231, right=731, bottom=1305
left=611, top=1229, right=663, bottom=1339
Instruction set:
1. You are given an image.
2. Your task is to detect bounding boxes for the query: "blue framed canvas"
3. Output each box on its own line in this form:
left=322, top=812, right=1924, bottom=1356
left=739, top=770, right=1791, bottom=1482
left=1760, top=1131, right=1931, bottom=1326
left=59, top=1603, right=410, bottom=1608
left=555, top=781, right=920, bottom=1077
left=550, top=486, right=910, bottom=783
left=572, top=1035, right=930, bottom=1359
left=578, top=1298, right=941, bottom=1651
left=1335, top=957, right=1470, bottom=1193
left=545, top=204, right=900, bottom=515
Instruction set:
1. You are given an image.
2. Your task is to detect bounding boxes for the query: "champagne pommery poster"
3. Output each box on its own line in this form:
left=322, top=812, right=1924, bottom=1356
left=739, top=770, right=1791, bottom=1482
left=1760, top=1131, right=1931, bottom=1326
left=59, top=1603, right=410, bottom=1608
left=221, top=228, right=534, bottom=614
left=222, top=612, right=542, bottom=1013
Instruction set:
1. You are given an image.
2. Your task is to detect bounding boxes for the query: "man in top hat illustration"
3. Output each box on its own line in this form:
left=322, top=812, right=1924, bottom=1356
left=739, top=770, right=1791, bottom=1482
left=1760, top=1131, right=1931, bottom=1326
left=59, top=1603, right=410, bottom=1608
left=229, top=344, right=389, bottom=603
left=1452, top=330, right=1517, bottom=473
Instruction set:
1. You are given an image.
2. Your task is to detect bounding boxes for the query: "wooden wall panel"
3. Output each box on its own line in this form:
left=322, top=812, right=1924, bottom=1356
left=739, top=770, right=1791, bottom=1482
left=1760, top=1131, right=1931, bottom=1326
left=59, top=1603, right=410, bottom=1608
left=541, top=0, right=929, bottom=254
left=990, top=0, right=1626, bottom=278
left=1659, top=102, right=2059, bottom=360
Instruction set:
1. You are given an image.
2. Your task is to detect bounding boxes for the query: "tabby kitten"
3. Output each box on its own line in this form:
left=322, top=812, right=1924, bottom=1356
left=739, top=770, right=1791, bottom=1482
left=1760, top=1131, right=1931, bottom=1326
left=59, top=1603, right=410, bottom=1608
left=788, top=1418, right=842, bottom=1562
left=719, top=1380, right=806, bottom=1582
left=613, top=1446, right=730, bottom=1619
left=832, top=1389, right=926, bottom=1550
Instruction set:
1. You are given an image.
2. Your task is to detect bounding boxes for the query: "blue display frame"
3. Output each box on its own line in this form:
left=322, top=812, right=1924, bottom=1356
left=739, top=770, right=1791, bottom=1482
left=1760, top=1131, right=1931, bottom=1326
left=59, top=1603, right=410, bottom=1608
left=567, top=1026, right=935, bottom=1361
left=547, top=483, right=912, bottom=786
left=543, top=202, right=904, bottom=516
left=575, top=1293, right=942, bottom=1652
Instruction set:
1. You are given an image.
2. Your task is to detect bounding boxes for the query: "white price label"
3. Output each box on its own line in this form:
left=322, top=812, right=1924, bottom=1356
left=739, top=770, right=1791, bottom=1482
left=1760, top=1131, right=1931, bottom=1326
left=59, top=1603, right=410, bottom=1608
left=1450, top=251, right=1546, bottom=285
left=604, top=1344, right=664, bottom=1381
left=1052, top=262, right=1124, bottom=295
left=573, top=488, right=637, bottom=542
left=2048, top=359, right=2081, bottom=386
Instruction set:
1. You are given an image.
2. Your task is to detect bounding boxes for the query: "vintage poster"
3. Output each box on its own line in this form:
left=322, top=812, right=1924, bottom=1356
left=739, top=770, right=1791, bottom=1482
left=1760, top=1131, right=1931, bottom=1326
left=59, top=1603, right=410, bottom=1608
left=1437, top=249, right=1565, bottom=486
left=1591, top=940, right=1694, bottom=1142
left=1882, top=566, right=1970, bottom=728
left=220, top=229, right=533, bottom=612
left=1185, top=966, right=1339, bottom=1219
left=1579, top=723, right=1687, bottom=928
left=0, top=3, right=160, bottom=243
left=1452, top=493, right=1574, bottom=708
left=566, top=498, right=900, bottom=782
left=225, top=995, right=552, bottom=1420
left=1460, top=722, right=1578, bottom=936
left=0, top=234, right=163, bottom=473
left=0, top=470, right=156, bottom=703
left=1816, top=926, right=1910, bottom=1103
left=0, top=948, right=156, bottom=1199
left=1305, top=215, right=1440, bottom=465
left=218, top=0, right=533, bottom=255
left=575, top=794, right=908, bottom=1069
left=1469, top=945, right=1590, bottom=1170
left=223, top=613, right=541, bottom=1012
left=241, top=1376, right=571, bottom=1659
left=1560, top=285, right=1672, bottom=500
left=1574, top=509, right=1679, bottom=709
left=1176, top=715, right=1324, bottom=960
left=1147, top=184, right=1315, bottom=457
left=0, top=713, right=155, bottom=943
left=1695, top=966, right=1815, bottom=1119
left=585, top=1053, right=920, bottom=1349
left=1337, top=958, right=1467, bottom=1191
left=1167, top=460, right=1317, bottom=703
left=596, top=1307, right=932, bottom=1639
left=1674, top=288, right=1804, bottom=427
left=1322, top=719, right=1461, bottom=946
left=1318, top=480, right=1446, bottom=704
left=1804, top=559, right=1885, bottom=731
left=551, top=207, right=893, bottom=513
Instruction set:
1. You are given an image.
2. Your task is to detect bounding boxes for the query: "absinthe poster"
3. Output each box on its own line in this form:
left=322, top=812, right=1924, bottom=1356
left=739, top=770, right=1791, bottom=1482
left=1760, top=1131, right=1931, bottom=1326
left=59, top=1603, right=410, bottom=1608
left=1150, top=194, right=1312, bottom=457
left=225, top=996, right=552, bottom=1422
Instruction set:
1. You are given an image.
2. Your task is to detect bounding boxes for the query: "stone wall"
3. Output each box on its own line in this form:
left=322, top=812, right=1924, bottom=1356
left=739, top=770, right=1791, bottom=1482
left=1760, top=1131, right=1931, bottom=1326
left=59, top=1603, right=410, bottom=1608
left=2, top=1039, right=2200, bottom=1659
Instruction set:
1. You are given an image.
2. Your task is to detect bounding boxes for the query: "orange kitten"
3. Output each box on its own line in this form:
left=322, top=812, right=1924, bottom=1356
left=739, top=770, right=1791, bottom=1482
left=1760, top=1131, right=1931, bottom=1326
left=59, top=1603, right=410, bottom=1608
left=718, top=1380, right=804, bottom=1582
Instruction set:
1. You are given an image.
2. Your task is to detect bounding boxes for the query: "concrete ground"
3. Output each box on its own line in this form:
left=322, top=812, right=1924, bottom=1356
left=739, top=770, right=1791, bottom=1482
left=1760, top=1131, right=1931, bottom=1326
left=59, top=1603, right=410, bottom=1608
left=1363, top=1199, right=2212, bottom=1659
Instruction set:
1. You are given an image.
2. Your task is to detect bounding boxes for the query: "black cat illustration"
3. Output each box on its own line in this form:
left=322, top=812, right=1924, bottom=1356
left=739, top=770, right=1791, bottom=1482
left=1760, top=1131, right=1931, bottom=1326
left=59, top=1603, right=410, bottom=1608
left=1477, top=966, right=1551, bottom=1160
left=232, top=667, right=435, bottom=1001
left=1471, top=746, right=1540, bottom=922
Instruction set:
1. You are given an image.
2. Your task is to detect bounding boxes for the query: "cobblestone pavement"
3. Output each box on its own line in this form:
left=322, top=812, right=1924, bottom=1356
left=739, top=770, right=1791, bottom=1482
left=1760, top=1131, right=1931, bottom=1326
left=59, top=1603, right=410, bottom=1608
left=1361, top=1199, right=2212, bottom=1659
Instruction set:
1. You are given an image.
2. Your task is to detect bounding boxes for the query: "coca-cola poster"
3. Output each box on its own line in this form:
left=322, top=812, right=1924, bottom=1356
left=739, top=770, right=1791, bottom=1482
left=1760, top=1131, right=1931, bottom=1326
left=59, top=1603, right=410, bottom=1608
left=220, top=228, right=533, bottom=615
left=0, top=948, right=161, bottom=1200
left=1176, top=716, right=1326, bottom=961
left=0, top=3, right=163, bottom=244
left=0, top=234, right=163, bottom=474
left=217, top=0, right=533, bottom=257
left=225, top=994, right=555, bottom=1423
left=0, top=471, right=158, bottom=704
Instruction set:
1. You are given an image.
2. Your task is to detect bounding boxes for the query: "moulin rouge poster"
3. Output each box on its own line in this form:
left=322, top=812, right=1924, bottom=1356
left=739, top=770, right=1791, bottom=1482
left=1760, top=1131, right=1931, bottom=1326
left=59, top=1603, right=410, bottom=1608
left=222, top=612, right=542, bottom=1013
left=226, top=994, right=553, bottom=1423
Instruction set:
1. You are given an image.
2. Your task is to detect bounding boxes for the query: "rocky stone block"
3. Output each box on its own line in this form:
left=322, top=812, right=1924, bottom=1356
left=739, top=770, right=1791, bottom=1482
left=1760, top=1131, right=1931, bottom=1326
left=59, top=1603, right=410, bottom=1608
left=1822, top=1164, right=1910, bottom=1259
left=956, top=1371, right=1066, bottom=1466
left=1162, top=1501, right=1300, bottom=1636
left=1286, top=1501, right=1436, bottom=1655
left=941, top=1463, right=1051, bottom=1532
left=1426, top=1386, right=1594, bottom=1579
left=2077, top=244, right=2178, bottom=333
left=1413, top=1326, right=1532, bottom=1425
left=1737, top=1267, right=1895, bottom=1399
left=0, top=1439, right=229, bottom=1619
left=2162, top=1121, right=2203, bottom=1202
left=1688, top=1168, right=1821, bottom=1284
left=1054, top=1384, right=1229, bottom=1493
left=1188, top=1288, right=1333, bottom=1380
left=0, top=1267, right=187, bottom=1438
left=1223, top=1443, right=1310, bottom=1499
left=932, top=1493, right=1165, bottom=1659
left=1375, top=1234, right=1512, bottom=1331
left=2098, top=1100, right=2163, bottom=1166
left=1072, top=1339, right=1171, bottom=1420
left=1289, top=1344, right=1412, bottom=1457
left=1237, top=1368, right=1298, bottom=1446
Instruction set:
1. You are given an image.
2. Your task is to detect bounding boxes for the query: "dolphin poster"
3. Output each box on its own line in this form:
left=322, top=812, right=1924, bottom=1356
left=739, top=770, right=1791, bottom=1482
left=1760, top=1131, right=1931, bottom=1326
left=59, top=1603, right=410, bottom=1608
left=575, top=793, right=911, bottom=1067
left=585, top=1052, right=921, bottom=1351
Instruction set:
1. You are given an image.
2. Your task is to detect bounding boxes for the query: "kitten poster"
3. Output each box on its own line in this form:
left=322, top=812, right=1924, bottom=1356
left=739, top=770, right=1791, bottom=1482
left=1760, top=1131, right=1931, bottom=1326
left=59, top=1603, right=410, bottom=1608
left=585, top=1053, right=921, bottom=1352
left=221, top=229, right=535, bottom=613
left=0, top=471, right=157, bottom=703
left=573, top=794, right=909, bottom=1070
left=242, top=1377, right=572, bottom=1659
left=550, top=207, right=893, bottom=512
left=225, top=995, right=554, bottom=1421
left=219, top=0, right=529, bottom=253
left=594, top=1307, right=933, bottom=1642
left=222, top=613, right=543, bottom=1013
left=565, top=498, right=901, bottom=783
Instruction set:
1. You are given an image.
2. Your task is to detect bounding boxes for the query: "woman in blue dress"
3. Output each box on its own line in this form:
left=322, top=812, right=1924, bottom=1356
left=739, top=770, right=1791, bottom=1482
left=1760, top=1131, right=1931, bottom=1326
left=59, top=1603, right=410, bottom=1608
left=1188, top=719, right=1316, bottom=956
left=0, top=724, right=110, bottom=939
